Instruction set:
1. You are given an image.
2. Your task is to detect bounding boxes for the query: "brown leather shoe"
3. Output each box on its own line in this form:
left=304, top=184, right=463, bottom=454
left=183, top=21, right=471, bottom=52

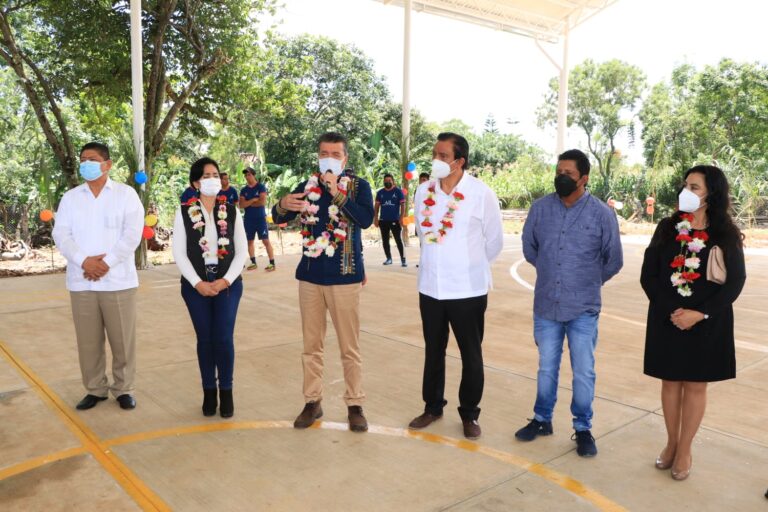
left=462, top=419, right=481, bottom=440
left=347, top=406, right=368, bottom=432
left=408, top=412, right=443, bottom=429
left=293, top=400, right=323, bottom=429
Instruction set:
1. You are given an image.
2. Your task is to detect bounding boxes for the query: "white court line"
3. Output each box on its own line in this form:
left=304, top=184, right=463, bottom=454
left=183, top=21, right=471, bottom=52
left=509, top=258, right=535, bottom=291
left=509, top=258, right=768, bottom=354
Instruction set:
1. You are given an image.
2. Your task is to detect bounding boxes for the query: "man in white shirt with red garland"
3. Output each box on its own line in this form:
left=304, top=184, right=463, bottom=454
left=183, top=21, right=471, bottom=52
left=408, top=132, right=504, bottom=440
left=52, top=142, right=144, bottom=411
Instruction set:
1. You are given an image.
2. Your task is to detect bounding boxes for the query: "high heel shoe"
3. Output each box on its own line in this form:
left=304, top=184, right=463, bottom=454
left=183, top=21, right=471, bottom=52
left=202, top=388, right=217, bottom=417
left=671, top=455, right=692, bottom=481
left=655, top=447, right=675, bottom=470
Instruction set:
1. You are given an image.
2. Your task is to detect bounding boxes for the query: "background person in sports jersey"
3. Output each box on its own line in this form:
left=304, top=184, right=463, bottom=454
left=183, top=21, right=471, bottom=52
left=374, top=173, right=406, bottom=267
left=239, top=167, right=276, bottom=271
left=219, top=172, right=239, bottom=204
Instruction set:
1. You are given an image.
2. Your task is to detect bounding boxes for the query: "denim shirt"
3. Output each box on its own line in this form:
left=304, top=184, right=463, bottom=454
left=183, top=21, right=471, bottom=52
left=272, top=174, right=374, bottom=285
left=522, top=191, right=623, bottom=322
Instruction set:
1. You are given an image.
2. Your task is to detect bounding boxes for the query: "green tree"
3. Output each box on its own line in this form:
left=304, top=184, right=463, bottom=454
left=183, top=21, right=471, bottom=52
left=537, top=59, right=646, bottom=197
left=640, top=59, right=768, bottom=171
left=258, top=34, right=391, bottom=173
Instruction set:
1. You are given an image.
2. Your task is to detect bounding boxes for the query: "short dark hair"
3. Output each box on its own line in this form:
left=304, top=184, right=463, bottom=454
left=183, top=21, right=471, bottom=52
left=242, top=167, right=255, bottom=176
left=437, top=132, right=469, bottom=169
left=79, top=142, right=110, bottom=161
left=419, top=172, right=430, bottom=180
left=220, top=171, right=229, bottom=178
left=558, top=149, right=590, bottom=176
left=189, top=157, right=220, bottom=186
left=317, top=131, right=348, bottom=155
left=383, top=173, right=394, bottom=180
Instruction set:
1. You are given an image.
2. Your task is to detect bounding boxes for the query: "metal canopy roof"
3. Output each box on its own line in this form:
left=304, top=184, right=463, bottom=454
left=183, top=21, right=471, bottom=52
left=377, top=0, right=618, bottom=43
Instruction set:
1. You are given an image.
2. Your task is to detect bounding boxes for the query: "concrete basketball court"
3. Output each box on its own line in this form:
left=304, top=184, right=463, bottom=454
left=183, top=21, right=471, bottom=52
left=1, top=234, right=767, bottom=511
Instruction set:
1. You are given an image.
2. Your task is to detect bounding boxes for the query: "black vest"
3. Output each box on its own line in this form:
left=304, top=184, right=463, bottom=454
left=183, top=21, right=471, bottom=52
left=180, top=202, right=240, bottom=284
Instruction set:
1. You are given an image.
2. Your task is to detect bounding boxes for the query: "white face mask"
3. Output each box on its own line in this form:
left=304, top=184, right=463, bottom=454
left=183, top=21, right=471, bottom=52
left=319, top=157, right=344, bottom=176
left=431, top=159, right=455, bottom=180
left=200, top=177, right=222, bottom=197
left=678, top=187, right=703, bottom=213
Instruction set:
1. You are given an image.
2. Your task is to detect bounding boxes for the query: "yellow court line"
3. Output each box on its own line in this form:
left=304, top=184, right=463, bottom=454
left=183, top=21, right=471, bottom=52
left=0, top=340, right=170, bottom=512
left=104, top=420, right=628, bottom=512
left=0, top=446, right=87, bottom=481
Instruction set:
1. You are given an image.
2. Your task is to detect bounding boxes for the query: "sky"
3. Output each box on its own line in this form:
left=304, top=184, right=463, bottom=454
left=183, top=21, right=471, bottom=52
left=269, top=0, right=768, bottom=163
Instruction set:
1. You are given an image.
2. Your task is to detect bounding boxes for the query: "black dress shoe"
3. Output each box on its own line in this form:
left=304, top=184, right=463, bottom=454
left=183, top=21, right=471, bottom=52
left=116, top=394, right=136, bottom=410
left=202, top=389, right=218, bottom=417
left=76, top=394, right=108, bottom=410
left=219, top=389, right=233, bottom=418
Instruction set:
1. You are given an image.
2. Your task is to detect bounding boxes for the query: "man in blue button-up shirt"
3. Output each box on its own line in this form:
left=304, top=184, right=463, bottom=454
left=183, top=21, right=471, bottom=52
left=515, top=149, right=623, bottom=457
left=273, top=132, right=374, bottom=434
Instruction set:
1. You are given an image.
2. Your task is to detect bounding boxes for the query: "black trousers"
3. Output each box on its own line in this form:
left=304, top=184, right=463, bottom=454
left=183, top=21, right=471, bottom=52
left=419, top=293, right=487, bottom=421
left=379, top=220, right=404, bottom=260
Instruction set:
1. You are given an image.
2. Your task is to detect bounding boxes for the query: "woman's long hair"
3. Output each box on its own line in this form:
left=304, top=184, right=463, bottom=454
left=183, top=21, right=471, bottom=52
left=651, top=165, right=744, bottom=250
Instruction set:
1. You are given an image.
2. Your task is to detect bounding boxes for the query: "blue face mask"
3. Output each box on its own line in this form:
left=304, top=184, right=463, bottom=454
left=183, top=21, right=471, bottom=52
left=79, top=161, right=103, bottom=181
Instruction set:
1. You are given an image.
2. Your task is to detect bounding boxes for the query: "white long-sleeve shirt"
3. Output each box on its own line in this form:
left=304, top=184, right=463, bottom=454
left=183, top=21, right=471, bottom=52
left=52, top=178, right=144, bottom=292
left=415, top=173, right=504, bottom=300
left=172, top=204, right=248, bottom=287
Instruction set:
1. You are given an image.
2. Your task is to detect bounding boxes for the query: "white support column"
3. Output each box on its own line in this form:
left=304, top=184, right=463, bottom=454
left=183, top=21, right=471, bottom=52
left=130, top=0, right=145, bottom=181
left=402, top=0, right=412, bottom=171
left=401, top=0, right=412, bottom=246
left=555, top=20, right=569, bottom=155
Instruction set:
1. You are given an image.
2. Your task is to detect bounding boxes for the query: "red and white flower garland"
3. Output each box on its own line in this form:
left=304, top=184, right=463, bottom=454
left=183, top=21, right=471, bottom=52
left=669, top=212, right=708, bottom=297
left=300, top=175, right=350, bottom=258
left=186, top=195, right=230, bottom=259
left=420, top=182, right=465, bottom=244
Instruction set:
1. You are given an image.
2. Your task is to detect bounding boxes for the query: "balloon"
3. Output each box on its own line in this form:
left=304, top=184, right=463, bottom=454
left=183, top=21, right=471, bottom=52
left=142, top=226, right=155, bottom=240
left=144, top=214, right=158, bottom=227
left=266, top=215, right=273, bottom=223
left=278, top=223, right=288, bottom=228
left=134, top=171, right=148, bottom=185
left=404, top=171, right=414, bottom=181
left=406, top=161, right=416, bottom=171
left=646, top=206, right=655, bottom=215
left=39, top=209, right=54, bottom=222
left=614, top=201, right=624, bottom=209
left=401, top=187, right=408, bottom=195
left=645, top=196, right=656, bottom=205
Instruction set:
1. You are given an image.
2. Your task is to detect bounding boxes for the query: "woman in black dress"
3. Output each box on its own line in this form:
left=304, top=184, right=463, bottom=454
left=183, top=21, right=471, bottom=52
left=641, top=165, right=746, bottom=481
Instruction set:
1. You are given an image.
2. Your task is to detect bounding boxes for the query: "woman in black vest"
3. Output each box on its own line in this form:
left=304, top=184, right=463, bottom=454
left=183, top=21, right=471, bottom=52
left=172, top=157, right=248, bottom=417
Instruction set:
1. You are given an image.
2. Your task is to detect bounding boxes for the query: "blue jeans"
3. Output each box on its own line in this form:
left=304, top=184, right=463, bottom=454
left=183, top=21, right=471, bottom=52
left=532, top=311, right=599, bottom=431
left=181, top=275, right=243, bottom=390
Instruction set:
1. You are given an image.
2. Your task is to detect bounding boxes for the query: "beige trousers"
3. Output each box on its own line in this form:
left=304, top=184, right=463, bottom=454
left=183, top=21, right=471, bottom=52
left=298, top=281, right=364, bottom=406
left=69, top=288, right=137, bottom=398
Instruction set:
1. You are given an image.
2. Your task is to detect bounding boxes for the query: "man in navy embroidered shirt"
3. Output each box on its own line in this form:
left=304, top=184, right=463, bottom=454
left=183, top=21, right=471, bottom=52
left=374, top=173, right=407, bottom=267
left=273, top=132, right=374, bottom=433
left=515, top=149, right=623, bottom=458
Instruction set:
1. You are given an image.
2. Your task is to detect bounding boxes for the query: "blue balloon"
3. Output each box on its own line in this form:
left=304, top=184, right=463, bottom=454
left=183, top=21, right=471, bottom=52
left=406, top=161, right=416, bottom=172
left=134, top=171, right=147, bottom=185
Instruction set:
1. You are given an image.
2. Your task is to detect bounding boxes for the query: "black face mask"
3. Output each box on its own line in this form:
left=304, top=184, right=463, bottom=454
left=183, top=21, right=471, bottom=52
left=384, top=182, right=393, bottom=189
left=554, top=174, right=578, bottom=197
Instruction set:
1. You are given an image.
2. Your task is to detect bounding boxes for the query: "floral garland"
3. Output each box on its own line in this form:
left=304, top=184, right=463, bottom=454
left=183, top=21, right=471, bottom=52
left=420, top=182, right=465, bottom=244
left=186, top=195, right=230, bottom=259
left=669, top=212, right=708, bottom=297
left=300, top=174, right=350, bottom=258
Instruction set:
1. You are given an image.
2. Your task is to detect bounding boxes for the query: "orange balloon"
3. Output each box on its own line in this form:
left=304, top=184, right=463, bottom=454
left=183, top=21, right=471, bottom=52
left=142, top=226, right=155, bottom=240
left=39, top=209, right=54, bottom=222
left=646, top=206, right=655, bottom=215
left=278, top=223, right=288, bottom=228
